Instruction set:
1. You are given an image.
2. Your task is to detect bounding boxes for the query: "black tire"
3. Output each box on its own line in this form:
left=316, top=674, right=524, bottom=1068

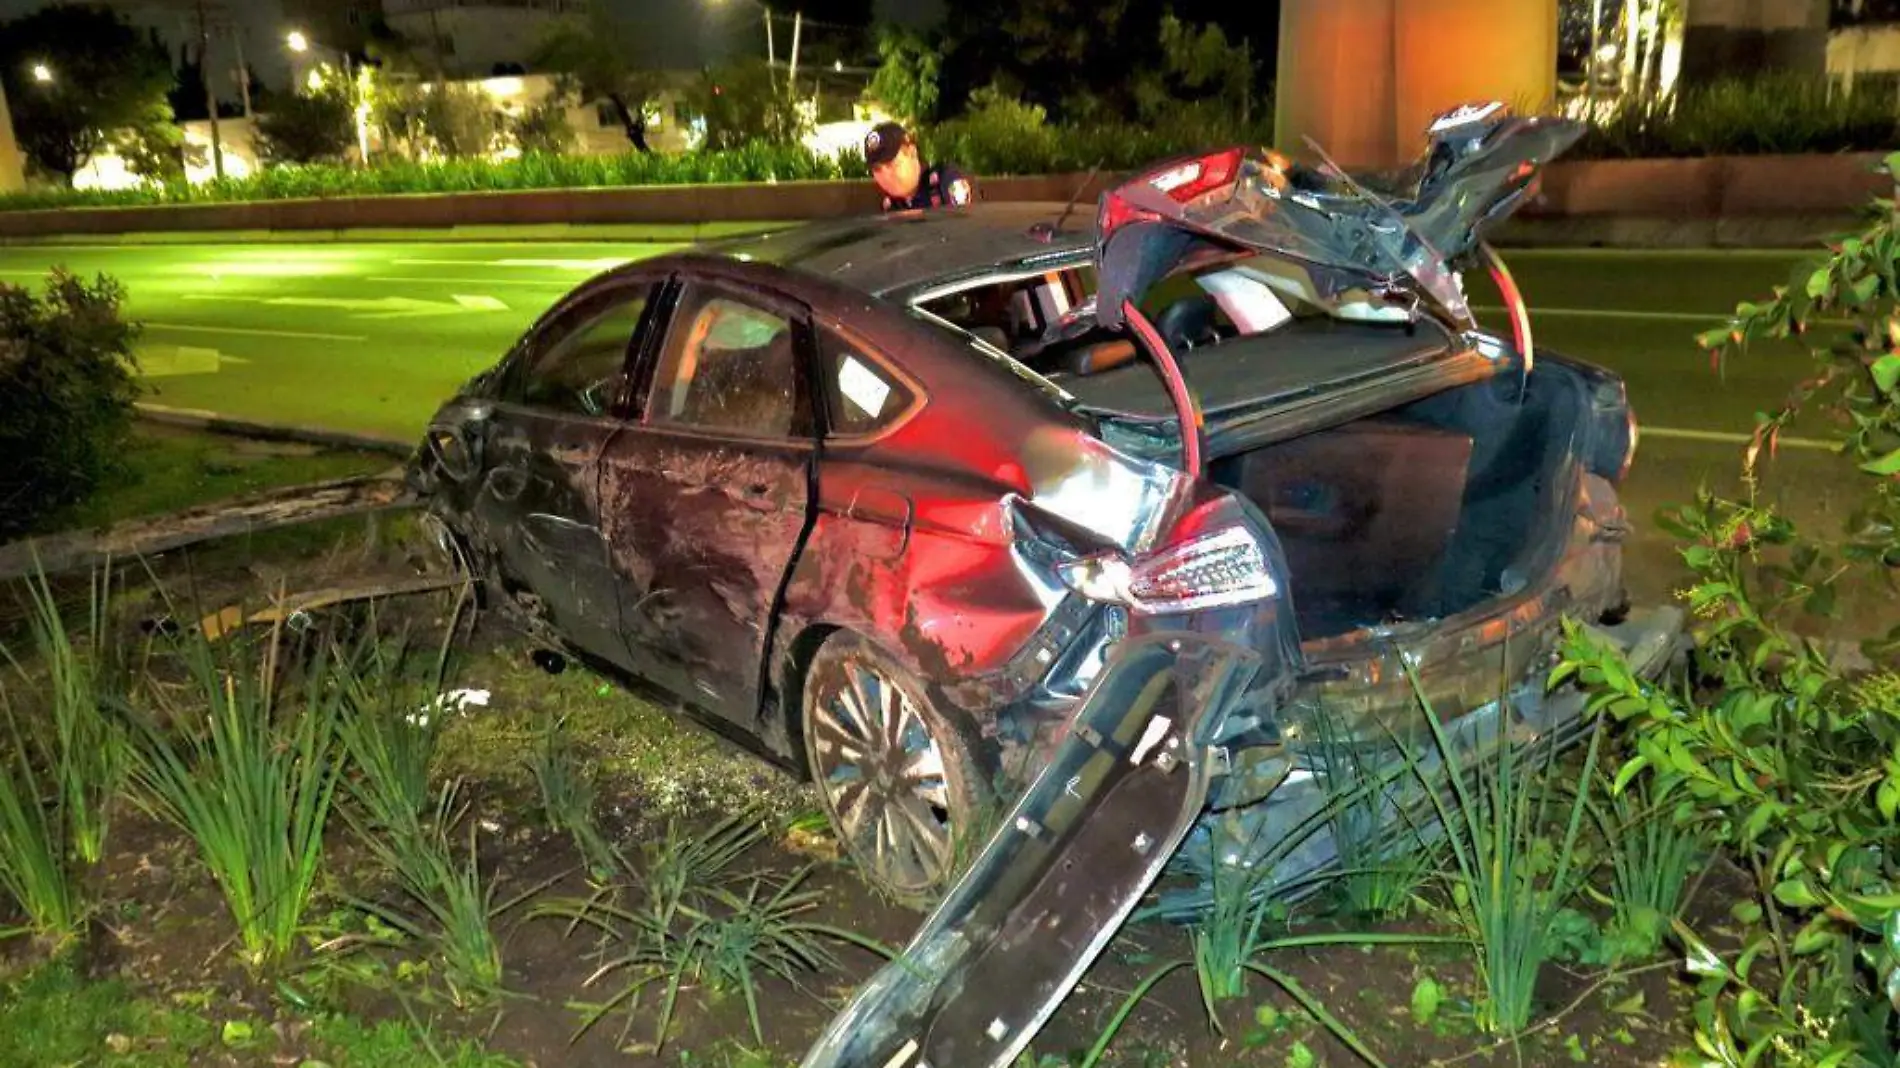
left=800, top=632, right=990, bottom=909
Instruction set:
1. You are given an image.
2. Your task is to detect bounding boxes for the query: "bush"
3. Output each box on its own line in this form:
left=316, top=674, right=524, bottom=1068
left=1573, top=74, right=1900, bottom=159
left=924, top=87, right=1272, bottom=176
left=257, top=84, right=357, bottom=165
left=1558, top=152, right=1900, bottom=1065
left=510, top=95, right=574, bottom=156
left=0, top=271, right=141, bottom=542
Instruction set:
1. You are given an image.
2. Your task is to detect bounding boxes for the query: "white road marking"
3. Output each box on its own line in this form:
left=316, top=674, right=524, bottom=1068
left=1473, top=304, right=1856, bottom=328
left=367, top=275, right=572, bottom=287
left=390, top=257, right=629, bottom=271
left=182, top=293, right=509, bottom=319
left=133, top=344, right=247, bottom=377
left=1641, top=425, right=1838, bottom=451
left=143, top=321, right=368, bottom=342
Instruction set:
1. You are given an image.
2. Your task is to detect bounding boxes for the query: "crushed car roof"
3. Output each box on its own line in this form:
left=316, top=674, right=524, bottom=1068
left=696, top=203, right=1095, bottom=302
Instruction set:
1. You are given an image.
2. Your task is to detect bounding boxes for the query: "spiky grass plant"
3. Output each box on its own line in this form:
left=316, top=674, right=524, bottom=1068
left=127, top=622, right=345, bottom=973
left=527, top=713, right=616, bottom=878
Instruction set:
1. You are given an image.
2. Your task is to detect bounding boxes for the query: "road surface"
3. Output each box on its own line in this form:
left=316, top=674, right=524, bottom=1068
left=0, top=238, right=1877, bottom=622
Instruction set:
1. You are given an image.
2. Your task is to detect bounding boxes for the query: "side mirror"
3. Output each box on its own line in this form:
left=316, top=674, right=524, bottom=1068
left=424, top=402, right=492, bottom=485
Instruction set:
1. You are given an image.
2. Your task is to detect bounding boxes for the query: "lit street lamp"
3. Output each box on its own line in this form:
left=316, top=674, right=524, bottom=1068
left=30, top=63, right=52, bottom=84
left=285, top=30, right=370, bottom=165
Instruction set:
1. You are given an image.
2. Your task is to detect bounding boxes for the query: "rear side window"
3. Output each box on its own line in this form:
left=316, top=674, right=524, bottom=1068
left=649, top=289, right=810, bottom=438
left=820, top=330, right=914, bottom=437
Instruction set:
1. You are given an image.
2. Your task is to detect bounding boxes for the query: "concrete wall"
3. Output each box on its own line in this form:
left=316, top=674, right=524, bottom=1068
left=0, top=172, right=1117, bottom=239
left=1276, top=0, right=1558, bottom=170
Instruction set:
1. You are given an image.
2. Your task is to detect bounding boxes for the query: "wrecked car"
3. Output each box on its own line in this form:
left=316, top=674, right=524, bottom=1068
left=408, top=102, right=1682, bottom=1068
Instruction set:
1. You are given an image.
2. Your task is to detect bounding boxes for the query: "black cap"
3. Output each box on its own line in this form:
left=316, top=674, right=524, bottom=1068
left=863, top=121, right=909, bottom=167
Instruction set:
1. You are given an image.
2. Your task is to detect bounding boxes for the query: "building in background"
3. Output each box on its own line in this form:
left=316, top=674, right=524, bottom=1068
left=1678, top=0, right=1829, bottom=84
left=383, top=0, right=584, bottom=77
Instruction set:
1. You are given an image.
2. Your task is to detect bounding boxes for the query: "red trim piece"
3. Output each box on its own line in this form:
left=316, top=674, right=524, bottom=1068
left=1122, top=298, right=1203, bottom=478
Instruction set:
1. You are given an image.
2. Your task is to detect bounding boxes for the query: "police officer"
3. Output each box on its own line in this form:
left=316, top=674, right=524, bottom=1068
left=863, top=121, right=975, bottom=213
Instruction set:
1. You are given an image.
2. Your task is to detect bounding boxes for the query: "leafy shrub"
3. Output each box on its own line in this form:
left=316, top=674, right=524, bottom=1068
left=1573, top=74, right=1900, bottom=159
left=1558, top=152, right=1900, bottom=1064
left=0, top=271, right=141, bottom=542
left=510, top=95, right=574, bottom=157
left=256, top=84, right=356, bottom=165
left=924, top=87, right=1271, bottom=176
left=690, top=60, right=807, bottom=152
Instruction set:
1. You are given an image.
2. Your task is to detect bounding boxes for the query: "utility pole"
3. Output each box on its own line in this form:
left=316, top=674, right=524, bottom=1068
left=232, top=24, right=253, bottom=118
left=765, top=5, right=777, bottom=90
left=787, top=11, right=802, bottom=98
left=195, top=0, right=224, bottom=179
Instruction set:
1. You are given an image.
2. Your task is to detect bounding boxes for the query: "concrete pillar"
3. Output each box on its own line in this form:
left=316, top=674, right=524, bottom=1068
left=1276, top=0, right=1559, bottom=171
left=1679, top=0, right=1828, bottom=86
left=0, top=81, right=24, bottom=194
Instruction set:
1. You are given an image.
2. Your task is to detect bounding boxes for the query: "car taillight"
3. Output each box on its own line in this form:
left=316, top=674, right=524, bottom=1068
left=1059, top=525, right=1278, bottom=616
left=1147, top=148, right=1244, bottom=204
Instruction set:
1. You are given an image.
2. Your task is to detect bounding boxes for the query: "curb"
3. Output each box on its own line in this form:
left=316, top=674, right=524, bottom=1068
left=136, top=403, right=413, bottom=457
left=0, top=221, right=798, bottom=247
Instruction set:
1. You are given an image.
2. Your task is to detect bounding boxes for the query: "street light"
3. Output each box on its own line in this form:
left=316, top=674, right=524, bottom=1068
left=284, top=30, right=370, bottom=165
left=29, top=63, right=52, bottom=84
left=286, top=30, right=310, bottom=53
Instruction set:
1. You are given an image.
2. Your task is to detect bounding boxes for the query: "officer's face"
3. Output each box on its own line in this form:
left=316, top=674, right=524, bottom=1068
left=872, top=143, right=922, bottom=200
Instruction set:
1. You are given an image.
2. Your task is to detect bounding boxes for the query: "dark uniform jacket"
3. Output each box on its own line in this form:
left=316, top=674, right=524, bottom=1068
left=881, top=163, right=976, bottom=212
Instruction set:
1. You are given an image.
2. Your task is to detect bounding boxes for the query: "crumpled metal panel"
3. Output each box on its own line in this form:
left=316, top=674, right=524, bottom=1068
left=799, top=633, right=1262, bottom=1068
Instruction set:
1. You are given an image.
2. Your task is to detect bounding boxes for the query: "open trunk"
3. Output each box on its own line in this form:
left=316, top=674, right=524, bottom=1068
left=1210, top=364, right=1584, bottom=642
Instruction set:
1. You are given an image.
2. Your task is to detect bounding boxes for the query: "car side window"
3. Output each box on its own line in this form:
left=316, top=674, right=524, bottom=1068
left=820, top=330, right=914, bottom=437
left=515, top=286, right=652, bottom=417
left=649, top=288, right=808, bottom=437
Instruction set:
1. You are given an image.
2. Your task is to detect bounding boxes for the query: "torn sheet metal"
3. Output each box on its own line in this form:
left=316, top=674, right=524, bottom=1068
left=799, top=633, right=1259, bottom=1068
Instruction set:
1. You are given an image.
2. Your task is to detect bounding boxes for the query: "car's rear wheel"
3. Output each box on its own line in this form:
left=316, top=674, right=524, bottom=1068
left=800, top=633, right=988, bottom=908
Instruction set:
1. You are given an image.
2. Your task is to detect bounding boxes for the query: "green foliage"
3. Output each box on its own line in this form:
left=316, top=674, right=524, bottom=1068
left=1588, top=769, right=1708, bottom=963
left=923, top=87, right=1272, bottom=176
left=1410, top=687, right=1605, bottom=1036
left=1573, top=74, right=1900, bottom=160
left=0, top=680, right=84, bottom=951
left=0, top=962, right=219, bottom=1067
left=528, top=713, right=615, bottom=878
left=0, top=143, right=853, bottom=211
left=418, top=83, right=502, bottom=160
left=534, top=812, right=886, bottom=1052
left=113, top=109, right=187, bottom=184
left=692, top=61, right=807, bottom=152
left=0, top=4, right=177, bottom=182
left=1557, top=157, right=1900, bottom=1064
left=10, top=567, right=129, bottom=868
left=257, top=82, right=357, bottom=165
left=126, top=623, right=346, bottom=974
left=510, top=96, right=575, bottom=157
left=0, top=270, right=142, bottom=542
left=867, top=26, right=942, bottom=124
left=531, top=0, right=664, bottom=152
left=1308, top=708, right=1443, bottom=921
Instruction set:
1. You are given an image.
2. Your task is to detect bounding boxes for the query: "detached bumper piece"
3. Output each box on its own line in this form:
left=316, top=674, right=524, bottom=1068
left=800, top=634, right=1261, bottom=1068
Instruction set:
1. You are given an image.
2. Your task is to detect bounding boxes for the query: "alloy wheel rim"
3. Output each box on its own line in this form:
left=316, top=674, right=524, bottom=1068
left=808, top=659, right=955, bottom=893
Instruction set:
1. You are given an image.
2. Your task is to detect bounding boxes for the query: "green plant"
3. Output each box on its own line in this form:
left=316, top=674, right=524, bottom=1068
left=535, top=814, right=884, bottom=1052
left=256, top=81, right=357, bottom=165
left=510, top=95, right=575, bottom=157
left=1308, top=708, right=1443, bottom=921
left=1573, top=74, right=1900, bottom=160
left=528, top=713, right=615, bottom=877
left=0, top=685, right=82, bottom=949
left=1409, top=683, right=1605, bottom=1036
left=1586, top=769, right=1707, bottom=963
left=126, top=622, right=346, bottom=973
left=0, top=270, right=141, bottom=540
left=1553, top=154, right=1900, bottom=1065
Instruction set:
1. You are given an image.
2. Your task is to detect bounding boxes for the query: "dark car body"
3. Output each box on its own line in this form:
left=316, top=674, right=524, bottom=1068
left=411, top=107, right=1686, bottom=1068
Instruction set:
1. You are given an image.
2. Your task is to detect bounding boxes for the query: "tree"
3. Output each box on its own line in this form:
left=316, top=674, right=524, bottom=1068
left=418, top=83, right=500, bottom=159
left=256, top=82, right=355, bottom=165
left=0, top=4, right=177, bottom=184
left=691, top=60, right=807, bottom=151
left=510, top=94, right=574, bottom=156
left=114, top=111, right=187, bottom=183
left=866, top=26, right=942, bottom=123
left=532, top=1, right=663, bottom=152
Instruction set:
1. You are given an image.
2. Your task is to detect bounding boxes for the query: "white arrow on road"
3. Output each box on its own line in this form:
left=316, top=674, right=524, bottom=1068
left=130, top=344, right=249, bottom=377
left=392, top=257, right=630, bottom=271
left=183, top=293, right=510, bottom=320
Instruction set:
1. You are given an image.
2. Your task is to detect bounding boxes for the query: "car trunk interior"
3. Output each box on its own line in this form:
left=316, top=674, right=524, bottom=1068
left=1208, top=367, right=1586, bottom=642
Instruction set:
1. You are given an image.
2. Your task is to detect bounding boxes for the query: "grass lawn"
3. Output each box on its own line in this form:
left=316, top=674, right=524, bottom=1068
left=64, top=425, right=397, bottom=532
